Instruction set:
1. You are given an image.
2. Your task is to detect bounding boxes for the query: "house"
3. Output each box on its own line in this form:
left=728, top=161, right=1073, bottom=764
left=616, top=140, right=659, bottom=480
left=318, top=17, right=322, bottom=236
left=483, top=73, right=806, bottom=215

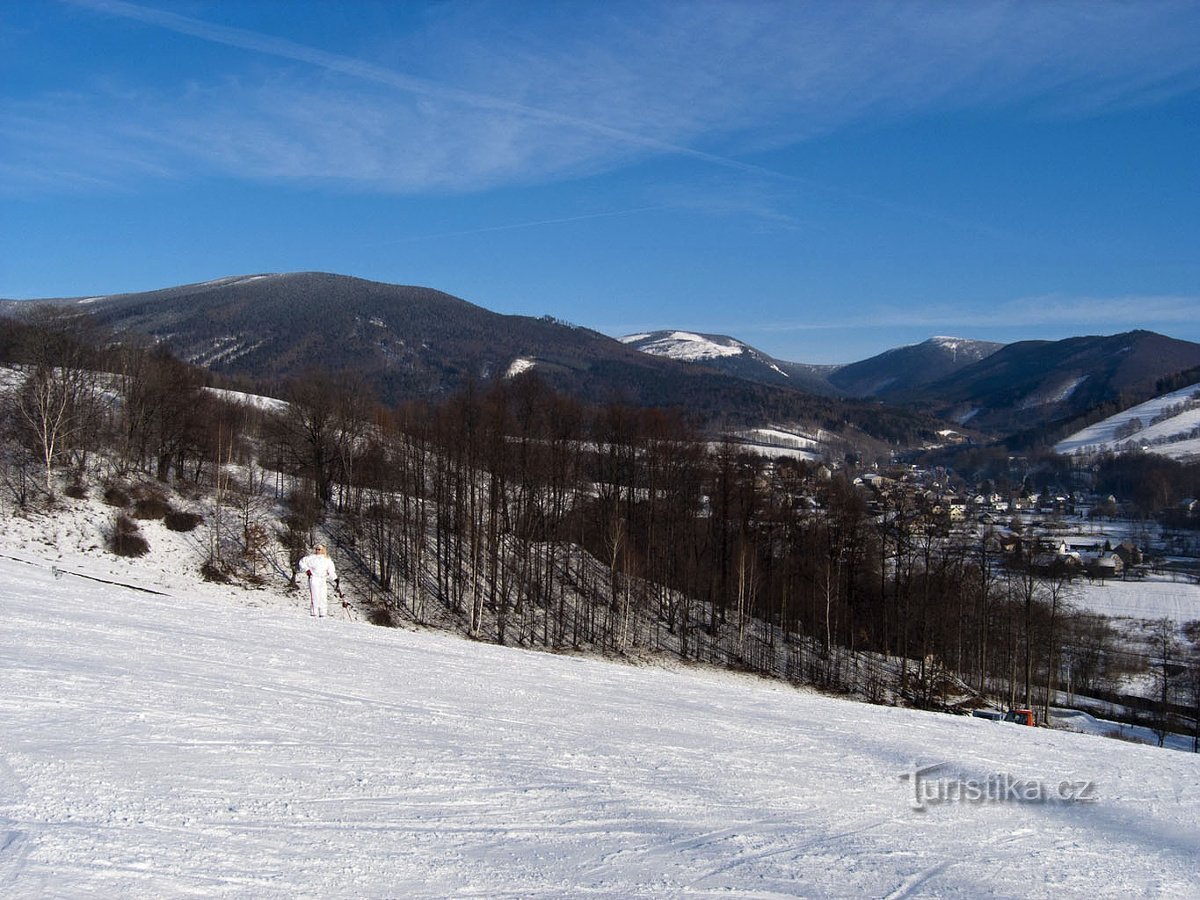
left=1114, top=542, right=1144, bottom=568
left=1084, top=552, right=1124, bottom=579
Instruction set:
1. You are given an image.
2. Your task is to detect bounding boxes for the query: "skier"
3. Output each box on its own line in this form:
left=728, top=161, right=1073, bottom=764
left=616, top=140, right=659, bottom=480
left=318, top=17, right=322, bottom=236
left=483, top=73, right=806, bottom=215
left=297, top=543, right=339, bottom=618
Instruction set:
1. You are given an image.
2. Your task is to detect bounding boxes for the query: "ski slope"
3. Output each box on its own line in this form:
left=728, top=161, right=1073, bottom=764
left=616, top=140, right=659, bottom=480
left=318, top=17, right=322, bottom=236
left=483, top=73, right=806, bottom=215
left=3, top=554, right=1199, bottom=897
left=620, top=331, right=750, bottom=362
left=1055, top=382, right=1200, bottom=460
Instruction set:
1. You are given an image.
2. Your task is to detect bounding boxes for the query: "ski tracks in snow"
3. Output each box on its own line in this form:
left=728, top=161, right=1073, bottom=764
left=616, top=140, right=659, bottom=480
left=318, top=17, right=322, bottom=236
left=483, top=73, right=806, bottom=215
left=0, top=755, right=39, bottom=895
left=4, top=555, right=1200, bottom=896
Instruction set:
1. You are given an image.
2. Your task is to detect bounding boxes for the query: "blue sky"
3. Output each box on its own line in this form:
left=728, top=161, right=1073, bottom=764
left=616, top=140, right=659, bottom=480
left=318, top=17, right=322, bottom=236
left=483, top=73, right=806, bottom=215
left=2, top=0, right=1198, bottom=364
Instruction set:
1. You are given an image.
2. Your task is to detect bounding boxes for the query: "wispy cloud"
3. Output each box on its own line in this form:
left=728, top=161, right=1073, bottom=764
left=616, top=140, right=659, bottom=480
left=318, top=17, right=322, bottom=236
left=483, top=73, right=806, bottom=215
left=59, top=0, right=790, bottom=182
left=10, top=0, right=1199, bottom=195
left=376, top=206, right=672, bottom=245
left=744, top=293, right=1200, bottom=334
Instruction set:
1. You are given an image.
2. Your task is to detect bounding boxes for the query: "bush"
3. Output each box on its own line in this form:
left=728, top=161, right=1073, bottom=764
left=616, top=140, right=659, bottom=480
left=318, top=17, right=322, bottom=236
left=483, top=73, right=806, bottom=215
left=103, top=485, right=131, bottom=507
left=131, top=496, right=172, bottom=520
left=164, top=510, right=203, bottom=532
left=201, top=560, right=233, bottom=583
left=367, top=607, right=397, bottom=627
left=109, top=513, right=149, bottom=557
left=64, top=482, right=88, bottom=500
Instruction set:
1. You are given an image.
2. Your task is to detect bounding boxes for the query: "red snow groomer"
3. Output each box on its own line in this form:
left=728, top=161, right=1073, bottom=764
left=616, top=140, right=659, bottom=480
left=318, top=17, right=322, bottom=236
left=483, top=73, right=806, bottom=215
left=1002, top=708, right=1036, bottom=726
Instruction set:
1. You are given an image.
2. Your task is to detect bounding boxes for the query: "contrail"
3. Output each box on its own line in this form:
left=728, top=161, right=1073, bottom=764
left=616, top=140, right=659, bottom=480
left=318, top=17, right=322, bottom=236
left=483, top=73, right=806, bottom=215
left=63, top=0, right=1009, bottom=239
left=63, top=0, right=789, bottom=181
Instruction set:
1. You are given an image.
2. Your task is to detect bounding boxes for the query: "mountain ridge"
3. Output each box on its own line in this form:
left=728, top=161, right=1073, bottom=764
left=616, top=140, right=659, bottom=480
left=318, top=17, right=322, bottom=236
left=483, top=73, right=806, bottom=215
left=0, top=272, right=941, bottom=449
left=900, top=330, right=1200, bottom=436
left=7, top=273, right=1200, bottom=448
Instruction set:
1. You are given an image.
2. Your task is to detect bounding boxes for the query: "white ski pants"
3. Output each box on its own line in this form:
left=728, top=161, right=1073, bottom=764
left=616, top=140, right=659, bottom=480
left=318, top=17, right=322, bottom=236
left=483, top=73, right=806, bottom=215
left=308, top=575, right=329, bottom=618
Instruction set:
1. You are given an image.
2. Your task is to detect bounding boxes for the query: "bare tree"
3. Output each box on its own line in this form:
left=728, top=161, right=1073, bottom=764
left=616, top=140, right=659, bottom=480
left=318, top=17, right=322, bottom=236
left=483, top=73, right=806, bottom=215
left=1148, top=617, right=1183, bottom=747
left=269, top=369, right=366, bottom=511
left=7, top=309, right=103, bottom=497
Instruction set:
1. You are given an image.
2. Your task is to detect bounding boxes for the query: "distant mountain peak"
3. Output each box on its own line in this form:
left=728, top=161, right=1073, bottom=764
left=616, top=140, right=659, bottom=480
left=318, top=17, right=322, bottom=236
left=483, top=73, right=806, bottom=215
left=620, top=329, right=845, bottom=396
left=828, top=335, right=1004, bottom=398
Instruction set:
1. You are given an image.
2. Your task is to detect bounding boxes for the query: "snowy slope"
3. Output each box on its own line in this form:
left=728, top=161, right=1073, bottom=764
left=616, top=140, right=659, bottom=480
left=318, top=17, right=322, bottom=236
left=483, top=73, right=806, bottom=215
left=722, top=426, right=825, bottom=461
left=616, top=330, right=839, bottom=394
left=205, top=386, right=289, bottom=415
left=1055, top=382, right=1200, bottom=459
left=620, top=330, right=753, bottom=363
left=3, top=552, right=1200, bottom=896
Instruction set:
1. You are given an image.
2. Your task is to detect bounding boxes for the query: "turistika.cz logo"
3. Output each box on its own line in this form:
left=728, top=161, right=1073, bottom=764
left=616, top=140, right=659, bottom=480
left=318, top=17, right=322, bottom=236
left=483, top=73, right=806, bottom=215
left=900, top=763, right=1098, bottom=811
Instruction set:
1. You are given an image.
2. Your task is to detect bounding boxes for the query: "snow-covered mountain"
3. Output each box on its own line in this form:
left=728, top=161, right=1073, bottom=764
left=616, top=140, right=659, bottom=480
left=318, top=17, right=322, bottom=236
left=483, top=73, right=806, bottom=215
left=4, top=534, right=1200, bottom=894
left=1055, top=381, right=1200, bottom=460
left=620, top=330, right=838, bottom=395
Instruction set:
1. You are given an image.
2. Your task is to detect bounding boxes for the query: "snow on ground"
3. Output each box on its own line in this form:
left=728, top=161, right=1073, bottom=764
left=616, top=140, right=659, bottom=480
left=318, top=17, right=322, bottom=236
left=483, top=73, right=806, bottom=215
left=205, top=387, right=289, bottom=416
left=3, top=544, right=1200, bottom=895
left=505, top=357, right=537, bottom=378
left=1070, top=576, right=1200, bottom=622
left=1056, top=382, right=1200, bottom=459
left=622, top=331, right=746, bottom=362
left=743, top=427, right=820, bottom=450
left=1018, top=375, right=1089, bottom=410
left=197, top=274, right=280, bottom=289
left=716, top=426, right=825, bottom=462
left=1049, top=709, right=1196, bottom=753
left=0, top=366, right=24, bottom=391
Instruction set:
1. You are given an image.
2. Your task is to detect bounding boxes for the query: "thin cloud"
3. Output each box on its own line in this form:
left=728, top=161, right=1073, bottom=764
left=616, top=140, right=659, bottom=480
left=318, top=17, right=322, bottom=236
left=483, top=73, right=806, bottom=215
left=746, top=294, right=1200, bottom=334
left=377, top=206, right=672, bottom=245
left=18, top=0, right=1200, bottom=197
left=62, top=0, right=789, bottom=181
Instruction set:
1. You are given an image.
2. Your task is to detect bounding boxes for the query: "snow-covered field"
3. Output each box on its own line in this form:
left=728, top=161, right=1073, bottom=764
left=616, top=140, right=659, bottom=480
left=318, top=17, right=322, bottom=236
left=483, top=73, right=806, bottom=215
left=1055, top=382, right=1200, bottom=460
left=1071, top=576, right=1200, bottom=622
left=1048, top=708, right=1196, bottom=753
left=720, top=426, right=824, bottom=462
left=3, top=545, right=1200, bottom=896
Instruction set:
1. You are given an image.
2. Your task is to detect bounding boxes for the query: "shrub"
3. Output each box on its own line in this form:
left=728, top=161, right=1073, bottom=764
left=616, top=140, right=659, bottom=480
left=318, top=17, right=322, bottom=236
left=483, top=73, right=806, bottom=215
left=201, top=560, right=233, bottom=583
left=103, top=485, right=131, bottom=508
left=131, top=496, right=172, bottom=520
left=367, top=607, right=397, bottom=627
left=64, top=482, right=88, bottom=500
left=164, top=510, right=203, bottom=532
left=109, top=513, right=149, bottom=557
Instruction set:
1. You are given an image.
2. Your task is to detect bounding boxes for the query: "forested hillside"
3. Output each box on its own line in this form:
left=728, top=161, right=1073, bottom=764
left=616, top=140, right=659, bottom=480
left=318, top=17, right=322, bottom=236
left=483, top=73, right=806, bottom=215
left=0, top=273, right=945, bottom=447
